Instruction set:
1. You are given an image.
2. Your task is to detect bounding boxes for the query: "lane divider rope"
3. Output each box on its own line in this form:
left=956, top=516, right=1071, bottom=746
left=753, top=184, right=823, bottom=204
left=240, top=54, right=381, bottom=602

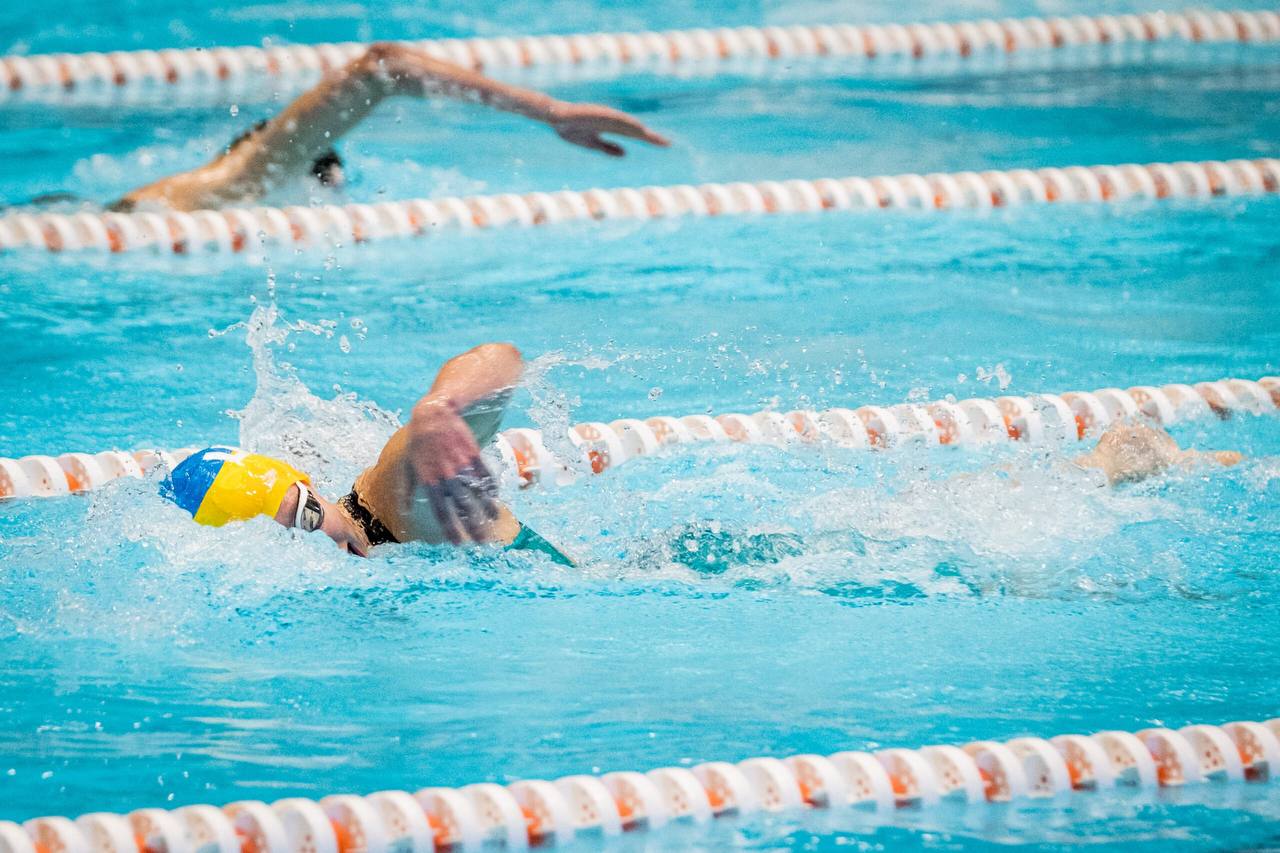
left=2, top=376, right=1275, bottom=499
left=2, top=158, right=1278, bottom=257
left=2, top=718, right=1278, bottom=852
left=3, top=9, right=1278, bottom=96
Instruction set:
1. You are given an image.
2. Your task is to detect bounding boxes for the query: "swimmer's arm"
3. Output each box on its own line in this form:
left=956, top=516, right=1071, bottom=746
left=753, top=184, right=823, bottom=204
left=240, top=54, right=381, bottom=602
left=1073, top=448, right=1243, bottom=485
left=121, top=44, right=667, bottom=209
left=1177, top=449, right=1244, bottom=469
left=232, top=43, right=668, bottom=180
left=361, top=343, right=523, bottom=544
left=361, top=43, right=669, bottom=156
left=414, top=342, right=524, bottom=445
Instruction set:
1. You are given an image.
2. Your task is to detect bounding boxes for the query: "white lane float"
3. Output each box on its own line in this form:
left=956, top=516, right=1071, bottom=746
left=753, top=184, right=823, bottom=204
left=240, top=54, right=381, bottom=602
left=4, top=9, right=1279, bottom=98
left=3, top=720, right=1278, bottom=852
left=1, top=158, right=1277, bottom=256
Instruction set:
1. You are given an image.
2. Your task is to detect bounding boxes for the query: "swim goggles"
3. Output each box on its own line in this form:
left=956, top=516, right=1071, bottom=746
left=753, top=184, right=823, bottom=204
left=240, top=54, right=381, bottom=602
left=293, top=483, right=325, bottom=533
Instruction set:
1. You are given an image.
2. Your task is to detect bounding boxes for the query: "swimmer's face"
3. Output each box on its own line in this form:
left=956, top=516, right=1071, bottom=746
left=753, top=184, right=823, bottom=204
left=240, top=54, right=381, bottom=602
left=320, top=163, right=345, bottom=189
left=274, top=484, right=369, bottom=557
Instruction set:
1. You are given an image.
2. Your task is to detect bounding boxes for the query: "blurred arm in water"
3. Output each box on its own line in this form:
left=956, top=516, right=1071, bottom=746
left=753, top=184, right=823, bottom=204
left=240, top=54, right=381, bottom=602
left=353, top=342, right=527, bottom=546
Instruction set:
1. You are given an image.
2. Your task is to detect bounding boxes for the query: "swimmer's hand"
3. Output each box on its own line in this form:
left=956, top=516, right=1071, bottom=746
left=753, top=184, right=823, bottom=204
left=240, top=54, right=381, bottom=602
left=405, top=397, right=500, bottom=544
left=549, top=103, right=670, bottom=157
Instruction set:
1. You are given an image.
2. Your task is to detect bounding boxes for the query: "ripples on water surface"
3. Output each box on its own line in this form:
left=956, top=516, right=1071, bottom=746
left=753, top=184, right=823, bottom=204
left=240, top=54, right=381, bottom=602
left=1, top=0, right=1280, bottom=848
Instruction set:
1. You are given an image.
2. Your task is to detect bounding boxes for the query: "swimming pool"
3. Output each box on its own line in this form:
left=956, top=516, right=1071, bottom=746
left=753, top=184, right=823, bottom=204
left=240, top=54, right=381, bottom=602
left=2, top=0, right=1280, bottom=848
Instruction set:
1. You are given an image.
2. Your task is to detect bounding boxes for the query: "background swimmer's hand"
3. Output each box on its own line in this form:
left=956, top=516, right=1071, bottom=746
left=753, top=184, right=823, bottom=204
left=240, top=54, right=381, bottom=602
left=1178, top=448, right=1244, bottom=469
left=550, top=103, right=670, bottom=157
left=405, top=397, right=500, bottom=544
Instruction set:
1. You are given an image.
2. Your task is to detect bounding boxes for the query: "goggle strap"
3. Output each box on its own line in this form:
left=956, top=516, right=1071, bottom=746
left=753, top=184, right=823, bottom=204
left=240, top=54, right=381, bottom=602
left=293, top=482, right=310, bottom=530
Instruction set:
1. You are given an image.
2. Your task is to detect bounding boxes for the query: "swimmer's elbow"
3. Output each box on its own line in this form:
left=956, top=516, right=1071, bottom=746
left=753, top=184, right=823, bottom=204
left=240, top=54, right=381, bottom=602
left=460, top=341, right=519, bottom=358
left=473, top=342, right=523, bottom=372
left=484, top=341, right=522, bottom=359
left=353, top=42, right=420, bottom=79
left=357, top=42, right=401, bottom=69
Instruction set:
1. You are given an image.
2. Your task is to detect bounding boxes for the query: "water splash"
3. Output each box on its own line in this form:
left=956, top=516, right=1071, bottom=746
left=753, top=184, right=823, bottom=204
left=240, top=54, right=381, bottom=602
left=519, top=350, right=614, bottom=471
left=228, top=302, right=401, bottom=494
left=1, top=302, right=1275, bottom=651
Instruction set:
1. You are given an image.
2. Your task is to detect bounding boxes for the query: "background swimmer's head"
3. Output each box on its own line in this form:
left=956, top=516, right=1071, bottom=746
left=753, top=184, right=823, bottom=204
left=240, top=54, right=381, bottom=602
left=161, top=447, right=367, bottom=555
left=309, top=149, right=344, bottom=188
left=227, top=120, right=345, bottom=190
left=1080, top=421, right=1181, bottom=484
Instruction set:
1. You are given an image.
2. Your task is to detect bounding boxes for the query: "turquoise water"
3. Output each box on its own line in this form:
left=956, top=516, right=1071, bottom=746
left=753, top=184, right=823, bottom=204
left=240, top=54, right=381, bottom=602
left=2, top=1, right=1280, bottom=849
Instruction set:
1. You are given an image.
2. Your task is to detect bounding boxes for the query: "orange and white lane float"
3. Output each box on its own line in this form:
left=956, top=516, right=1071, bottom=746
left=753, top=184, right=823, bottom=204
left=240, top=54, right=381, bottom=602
left=1, top=375, right=1276, bottom=499
left=2, top=9, right=1277, bottom=97
left=496, top=374, right=1278, bottom=486
left=3, top=719, right=1279, bottom=852
left=0, top=448, right=196, bottom=500
left=0, top=157, right=1278, bottom=256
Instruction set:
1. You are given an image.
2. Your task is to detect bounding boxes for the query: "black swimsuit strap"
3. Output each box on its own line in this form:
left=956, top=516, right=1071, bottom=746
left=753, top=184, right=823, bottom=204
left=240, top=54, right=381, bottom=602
left=339, top=489, right=399, bottom=546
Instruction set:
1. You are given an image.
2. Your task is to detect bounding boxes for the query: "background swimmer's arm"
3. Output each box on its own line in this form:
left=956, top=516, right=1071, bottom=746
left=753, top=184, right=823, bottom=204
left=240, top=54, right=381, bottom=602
left=226, top=43, right=668, bottom=191
left=354, top=42, right=670, bottom=156
left=1177, top=449, right=1244, bottom=469
left=1073, top=445, right=1243, bottom=484
left=120, top=43, right=668, bottom=209
left=360, top=343, right=523, bottom=545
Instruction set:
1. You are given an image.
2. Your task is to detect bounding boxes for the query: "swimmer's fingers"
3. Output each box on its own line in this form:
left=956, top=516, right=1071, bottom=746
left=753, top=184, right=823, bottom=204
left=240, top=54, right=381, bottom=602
left=596, top=114, right=670, bottom=148
left=556, top=126, right=625, bottom=157
left=424, top=482, right=466, bottom=545
left=1212, top=450, right=1244, bottom=467
left=457, top=461, right=500, bottom=521
left=445, top=477, right=490, bottom=543
left=552, top=104, right=670, bottom=156
left=429, top=463, right=497, bottom=544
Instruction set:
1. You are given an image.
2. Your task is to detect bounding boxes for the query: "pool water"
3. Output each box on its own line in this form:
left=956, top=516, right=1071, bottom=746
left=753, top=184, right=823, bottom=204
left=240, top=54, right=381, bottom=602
left=2, top=1, right=1279, bottom=849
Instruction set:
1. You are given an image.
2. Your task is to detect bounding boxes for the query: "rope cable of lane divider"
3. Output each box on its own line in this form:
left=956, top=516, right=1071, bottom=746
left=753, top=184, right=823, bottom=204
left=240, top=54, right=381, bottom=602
left=2, top=377, right=1275, bottom=499
left=2, top=718, right=1278, bottom=851
left=1, top=157, right=1278, bottom=257
left=2, top=8, right=1279, bottom=96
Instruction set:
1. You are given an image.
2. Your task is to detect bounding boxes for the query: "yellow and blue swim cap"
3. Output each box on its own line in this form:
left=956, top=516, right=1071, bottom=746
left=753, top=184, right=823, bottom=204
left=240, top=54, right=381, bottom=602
left=161, top=446, right=309, bottom=527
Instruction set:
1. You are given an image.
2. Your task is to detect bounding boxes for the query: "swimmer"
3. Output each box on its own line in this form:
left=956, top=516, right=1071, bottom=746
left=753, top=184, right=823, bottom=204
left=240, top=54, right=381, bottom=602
left=660, top=421, right=1244, bottom=576
left=109, top=42, right=668, bottom=211
left=161, top=342, right=574, bottom=564
left=1073, top=420, right=1242, bottom=485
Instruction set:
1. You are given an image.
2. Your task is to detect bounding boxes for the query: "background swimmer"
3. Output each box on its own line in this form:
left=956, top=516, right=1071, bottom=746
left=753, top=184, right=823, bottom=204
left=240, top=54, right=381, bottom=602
left=114, top=42, right=668, bottom=211
left=657, top=421, right=1246, bottom=576
left=1072, top=420, right=1242, bottom=485
left=163, top=341, right=574, bottom=564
